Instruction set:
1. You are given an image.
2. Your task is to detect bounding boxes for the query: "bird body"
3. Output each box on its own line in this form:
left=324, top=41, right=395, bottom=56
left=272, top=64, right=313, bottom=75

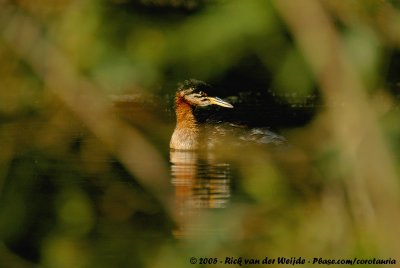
left=170, top=79, right=286, bottom=150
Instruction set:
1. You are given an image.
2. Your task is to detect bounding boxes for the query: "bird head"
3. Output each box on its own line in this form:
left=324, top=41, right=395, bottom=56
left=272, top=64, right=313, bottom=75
left=177, top=79, right=233, bottom=108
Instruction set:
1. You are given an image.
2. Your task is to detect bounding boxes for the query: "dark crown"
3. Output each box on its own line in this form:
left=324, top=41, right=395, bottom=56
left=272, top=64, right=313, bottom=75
left=178, top=79, right=211, bottom=94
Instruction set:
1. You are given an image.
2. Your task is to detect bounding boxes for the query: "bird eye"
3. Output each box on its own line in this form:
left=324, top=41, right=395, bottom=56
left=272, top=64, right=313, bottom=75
left=192, top=93, right=202, bottom=98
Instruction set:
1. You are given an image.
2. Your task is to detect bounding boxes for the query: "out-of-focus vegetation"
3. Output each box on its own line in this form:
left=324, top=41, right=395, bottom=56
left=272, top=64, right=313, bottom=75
left=1, top=0, right=400, bottom=267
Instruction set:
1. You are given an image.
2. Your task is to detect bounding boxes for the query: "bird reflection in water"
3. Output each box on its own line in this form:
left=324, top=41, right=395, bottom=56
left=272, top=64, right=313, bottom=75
left=170, top=150, right=231, bottom=238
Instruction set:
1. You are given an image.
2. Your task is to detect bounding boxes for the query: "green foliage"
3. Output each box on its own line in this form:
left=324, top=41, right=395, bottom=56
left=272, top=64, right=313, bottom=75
left=1, top=0, right=400, bottom=267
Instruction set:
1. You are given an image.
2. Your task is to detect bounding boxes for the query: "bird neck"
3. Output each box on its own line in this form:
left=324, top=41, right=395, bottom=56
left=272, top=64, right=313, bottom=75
left=170, top=97, right=200, bottom=150
left=175, top=98, right=198, bottom=131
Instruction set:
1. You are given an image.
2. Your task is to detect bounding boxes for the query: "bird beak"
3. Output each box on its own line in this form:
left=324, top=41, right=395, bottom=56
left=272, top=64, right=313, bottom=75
left=207, top=97, right=234, bottom=108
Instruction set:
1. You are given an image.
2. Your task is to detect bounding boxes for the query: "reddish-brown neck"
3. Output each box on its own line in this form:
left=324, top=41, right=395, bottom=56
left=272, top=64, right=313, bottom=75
left=175, top=96, right=197, bottom=130
left=170, top=95, right=201, bottom=150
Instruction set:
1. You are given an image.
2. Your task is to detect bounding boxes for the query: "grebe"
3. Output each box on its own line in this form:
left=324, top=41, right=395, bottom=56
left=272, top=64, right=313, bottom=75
left=170, top=79, right=287, bottom=150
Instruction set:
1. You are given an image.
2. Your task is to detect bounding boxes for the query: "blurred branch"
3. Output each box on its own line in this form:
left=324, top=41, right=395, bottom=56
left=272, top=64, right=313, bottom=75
left=0, top=7, right=175, bottom=219
left=324, top=0, right=400, bottom=46
left=274, top=0, right=400, bottom=249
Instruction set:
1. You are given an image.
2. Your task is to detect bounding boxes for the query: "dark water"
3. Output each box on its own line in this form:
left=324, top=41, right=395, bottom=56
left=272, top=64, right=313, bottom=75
left=0, top=90, right=319, bottom=263
left=101, top=90, right=315, bottom=240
